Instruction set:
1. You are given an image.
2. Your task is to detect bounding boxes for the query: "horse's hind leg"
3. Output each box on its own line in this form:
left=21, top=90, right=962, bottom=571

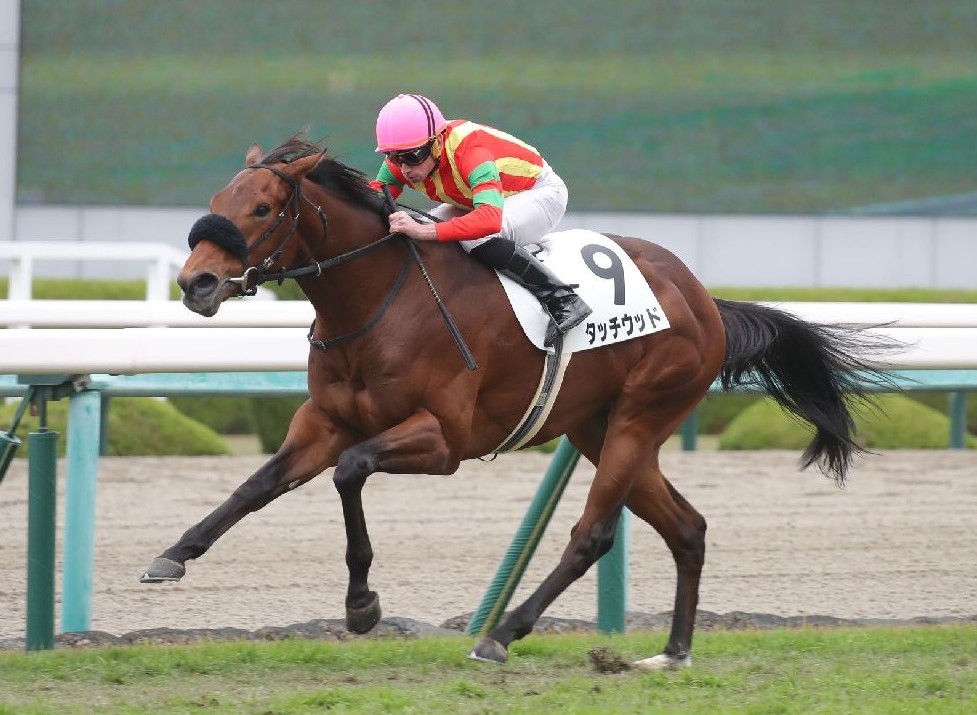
left=626, top=463, right=706, bottom=671
left=469, top=420, right=640, bottom=664
left=469, top=505, right=624, bottom=664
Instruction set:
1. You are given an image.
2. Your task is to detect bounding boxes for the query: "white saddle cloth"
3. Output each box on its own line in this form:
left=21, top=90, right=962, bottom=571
left=497, top=229, right=670, bottom=353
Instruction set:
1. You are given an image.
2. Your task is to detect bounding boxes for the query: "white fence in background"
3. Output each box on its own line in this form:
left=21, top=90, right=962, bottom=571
left=0, top=241, right=276, bottom=302
left=3, top=298, right=977, bottom=329
left=0, top=299, right=312, bottom=327
left=0, top=241, right=188, bottom=301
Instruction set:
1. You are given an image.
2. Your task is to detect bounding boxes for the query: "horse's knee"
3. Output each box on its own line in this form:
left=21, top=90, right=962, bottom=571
left=593, top=523, right=618, bottom=561
left=334, top=446, right=378, bottom=492
left=232, top=461, right=292, bottom=505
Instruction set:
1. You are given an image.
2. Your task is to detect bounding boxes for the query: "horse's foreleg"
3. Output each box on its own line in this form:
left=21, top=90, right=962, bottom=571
left=333, top=452, right=379, bottom=634
left=140, top=402, right=342, bottom=583
left=332, top=409, right=455, bottom=634
left=626, top=469, right=706, bottom=672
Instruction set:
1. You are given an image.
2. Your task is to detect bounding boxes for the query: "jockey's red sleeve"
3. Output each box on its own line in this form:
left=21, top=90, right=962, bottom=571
left=434, top=204, right=503, bottom=241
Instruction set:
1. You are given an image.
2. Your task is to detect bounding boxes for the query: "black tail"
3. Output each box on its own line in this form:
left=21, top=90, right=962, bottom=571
left=714, top=298, right=894, bottom=485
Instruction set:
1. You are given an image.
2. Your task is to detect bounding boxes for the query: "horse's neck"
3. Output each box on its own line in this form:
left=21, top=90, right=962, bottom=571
left=295, top=194, right=409, bottom=327
left=296, top=203, right=488, bottom=355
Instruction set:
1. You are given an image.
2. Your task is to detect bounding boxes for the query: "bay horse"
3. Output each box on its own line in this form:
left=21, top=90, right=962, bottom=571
left=142, top=136, right=883, bottom=670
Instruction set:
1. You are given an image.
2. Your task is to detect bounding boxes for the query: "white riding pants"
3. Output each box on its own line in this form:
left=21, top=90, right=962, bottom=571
left=429, top=163, right=568, bottom=252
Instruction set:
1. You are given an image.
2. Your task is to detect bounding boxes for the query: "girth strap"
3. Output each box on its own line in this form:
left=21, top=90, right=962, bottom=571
left=491, top=334, right=572, bottom=454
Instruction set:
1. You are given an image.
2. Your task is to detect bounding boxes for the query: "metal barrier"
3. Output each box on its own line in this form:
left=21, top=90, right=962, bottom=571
left=0, top=371, right=309, bottom=650
left=2, top=301, right=977, bottom=647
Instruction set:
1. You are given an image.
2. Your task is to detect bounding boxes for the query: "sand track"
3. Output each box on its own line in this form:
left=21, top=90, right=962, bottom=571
left=1, top=450, right=975, bottom=641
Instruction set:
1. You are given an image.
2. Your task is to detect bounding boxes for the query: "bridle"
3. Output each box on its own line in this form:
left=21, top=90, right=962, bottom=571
left=229, top=162, right=401, bottom=297
left=186, top=162, right=403, bottom=297
left=185, top=162, right=477, bottom=369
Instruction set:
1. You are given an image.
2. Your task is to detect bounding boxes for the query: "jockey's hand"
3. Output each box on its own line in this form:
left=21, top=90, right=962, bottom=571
left=388, top=211, right=438, bottom=241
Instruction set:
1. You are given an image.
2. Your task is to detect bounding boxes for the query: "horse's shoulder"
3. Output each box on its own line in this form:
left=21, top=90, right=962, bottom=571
left=425, top=241, right=496, bottom=282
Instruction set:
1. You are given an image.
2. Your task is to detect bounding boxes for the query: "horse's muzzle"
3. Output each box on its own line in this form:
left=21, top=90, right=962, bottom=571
left=178, top=272, right=223, bottom=316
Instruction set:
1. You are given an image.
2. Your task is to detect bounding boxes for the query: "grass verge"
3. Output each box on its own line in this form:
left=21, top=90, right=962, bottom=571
left=1, top=625, right=974, bottom=714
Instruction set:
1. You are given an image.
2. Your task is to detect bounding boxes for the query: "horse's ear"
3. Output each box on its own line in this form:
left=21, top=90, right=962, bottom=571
left=287, top=152, right=322, bottom=180
left=245, top=143, right=263, bottom=167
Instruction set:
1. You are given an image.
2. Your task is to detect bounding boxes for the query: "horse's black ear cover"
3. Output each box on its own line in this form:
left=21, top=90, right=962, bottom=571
left=187, top=213, right=249, bottom=266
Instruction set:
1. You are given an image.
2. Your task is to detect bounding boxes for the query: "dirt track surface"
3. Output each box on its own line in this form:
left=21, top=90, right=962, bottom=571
left=1, top=450, right=975, bottom=646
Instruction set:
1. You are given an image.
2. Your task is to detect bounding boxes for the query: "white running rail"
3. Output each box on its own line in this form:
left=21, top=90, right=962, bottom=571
left=2, top=299, right=977, bottom=329
left=2, top=302, right=977, bottom=373
left=0, top=299, right=312, bottom=328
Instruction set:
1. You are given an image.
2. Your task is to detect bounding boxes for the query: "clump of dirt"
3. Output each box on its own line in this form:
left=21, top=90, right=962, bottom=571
left=587, top=645, right=632, bottom=674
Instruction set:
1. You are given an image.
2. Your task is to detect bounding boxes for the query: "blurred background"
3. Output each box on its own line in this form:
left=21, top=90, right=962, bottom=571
left=16, top=0, right=977, bottom=212
left=3, top=0, right=977, bottom=285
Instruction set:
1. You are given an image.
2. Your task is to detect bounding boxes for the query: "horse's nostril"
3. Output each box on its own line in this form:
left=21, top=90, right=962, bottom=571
left=181, top=273, right=220, bottom=298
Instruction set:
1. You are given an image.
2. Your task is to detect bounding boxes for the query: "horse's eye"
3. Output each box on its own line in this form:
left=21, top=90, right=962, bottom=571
left=254, top=203, right=272, bottom=218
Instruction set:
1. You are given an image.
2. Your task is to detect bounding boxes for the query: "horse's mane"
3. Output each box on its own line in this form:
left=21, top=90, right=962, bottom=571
left=260, top=134, right=388, bottom=220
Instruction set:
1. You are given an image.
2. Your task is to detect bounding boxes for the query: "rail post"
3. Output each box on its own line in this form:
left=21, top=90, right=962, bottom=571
left=596, top=509, right=631, bottom=633
left=62, top=388, right=102, bottom=632
left=681, top=407, right=700, bottom=451
left=467, top=438, right=581, bottom=636
left=26, top=426, right=58, bottom=651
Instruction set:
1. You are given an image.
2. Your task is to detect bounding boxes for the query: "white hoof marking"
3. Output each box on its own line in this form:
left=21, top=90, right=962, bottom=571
left=632, top=653, right=692, bottom=672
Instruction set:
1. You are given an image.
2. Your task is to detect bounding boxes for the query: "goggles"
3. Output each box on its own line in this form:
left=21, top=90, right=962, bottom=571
left=385, top=140, right=435, bottom=167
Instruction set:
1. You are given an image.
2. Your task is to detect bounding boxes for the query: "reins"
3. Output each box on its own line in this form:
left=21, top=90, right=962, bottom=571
left=216, top=162, right=477, bottom=370
left=381, top=185, right=478, bottom=371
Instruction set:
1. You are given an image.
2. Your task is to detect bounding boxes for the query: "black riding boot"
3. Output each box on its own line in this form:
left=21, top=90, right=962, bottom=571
left=470, top=238, right=593, bottom=347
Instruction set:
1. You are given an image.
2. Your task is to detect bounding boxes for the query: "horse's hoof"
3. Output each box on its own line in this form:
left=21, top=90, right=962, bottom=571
left=345, top=591, right=381, bottom=634
left=632, top=653, right=692, bottom=672
left=468, top=637, right=508, bottom=664
left=139, top=557, right=186, bottom=583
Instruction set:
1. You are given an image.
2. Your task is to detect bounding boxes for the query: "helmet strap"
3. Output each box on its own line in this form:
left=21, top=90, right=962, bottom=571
left=423, top=136, right=443, bottom=179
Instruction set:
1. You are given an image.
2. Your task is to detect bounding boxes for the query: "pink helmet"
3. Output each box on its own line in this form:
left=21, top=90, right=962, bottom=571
left=375, top=94, right=447, bottom=152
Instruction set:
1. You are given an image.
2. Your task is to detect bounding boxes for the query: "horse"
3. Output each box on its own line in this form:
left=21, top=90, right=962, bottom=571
left=141, top=135, right=885, bottom=670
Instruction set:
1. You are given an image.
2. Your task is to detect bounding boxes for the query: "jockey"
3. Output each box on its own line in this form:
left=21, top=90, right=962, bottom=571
left=369, top=93, right=592, bottom=347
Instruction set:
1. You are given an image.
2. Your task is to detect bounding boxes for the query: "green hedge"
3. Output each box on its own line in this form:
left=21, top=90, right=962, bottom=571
left=0, top=397, right=230, bottom=457
left=250, top=397, right=306, bottom=454
left=697, top=392, right=977, bottom=438
left=719, top=393, right=977, bottom=450
left=167, top=396, right=257, bottom=435
left=0, top=277, right=183, bottom=301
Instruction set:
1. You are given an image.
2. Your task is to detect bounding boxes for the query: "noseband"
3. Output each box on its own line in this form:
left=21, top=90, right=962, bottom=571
left=187, top=162, right=330, bottom=296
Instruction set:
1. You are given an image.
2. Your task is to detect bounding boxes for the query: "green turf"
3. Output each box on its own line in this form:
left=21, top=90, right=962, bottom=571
left=1, top=626, right=975, bottom=714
